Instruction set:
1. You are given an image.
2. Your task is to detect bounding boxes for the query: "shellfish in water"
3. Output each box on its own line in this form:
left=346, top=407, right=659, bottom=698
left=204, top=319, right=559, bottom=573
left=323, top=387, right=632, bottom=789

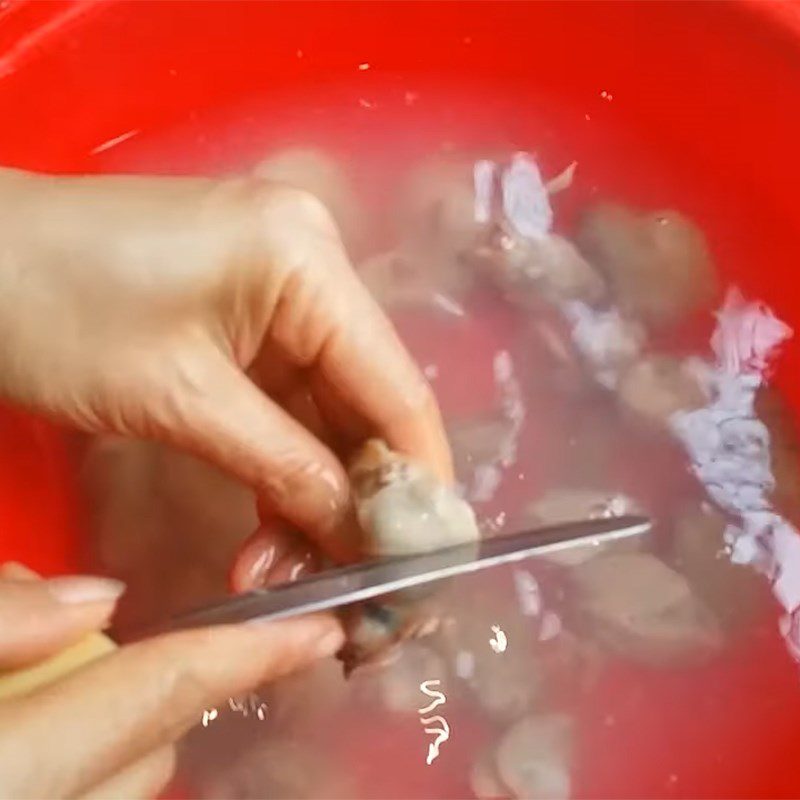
left=338, top=439, right=480, bottom=675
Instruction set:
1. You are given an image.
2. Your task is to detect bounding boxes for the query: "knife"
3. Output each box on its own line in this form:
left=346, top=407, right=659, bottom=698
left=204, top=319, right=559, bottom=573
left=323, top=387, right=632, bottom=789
left=151, top=514, right=651, bottom=633
left=0, top=514, right=650, bottom=700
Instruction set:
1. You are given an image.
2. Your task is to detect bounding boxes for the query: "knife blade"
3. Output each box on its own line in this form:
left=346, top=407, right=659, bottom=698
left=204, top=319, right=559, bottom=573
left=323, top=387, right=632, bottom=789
left=152, top=515, right=650, bottom=634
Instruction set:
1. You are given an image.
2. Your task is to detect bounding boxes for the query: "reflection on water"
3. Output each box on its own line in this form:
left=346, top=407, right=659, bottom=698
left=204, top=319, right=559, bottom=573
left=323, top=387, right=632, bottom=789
left=419, top=679, right=450, bottom=766
left=201, top=708, right=217, bottom=728
left=202, top=693, right=269, bottom=728
left=489, top=625, right=508, bottom=654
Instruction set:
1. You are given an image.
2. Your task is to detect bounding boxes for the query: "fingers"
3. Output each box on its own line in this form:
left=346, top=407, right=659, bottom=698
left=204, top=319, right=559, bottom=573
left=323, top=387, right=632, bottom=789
left=160, top=348, right=358, bottom=563
left=325, top=279, right=453, bottom=479
left=229, top=525, right=296, bottom=593
left=0, top=615, right=343, bottom=799
left=266, top=549, right=319, bottom=586
left=0, top=566, right=124, bottom=669
left=79, top=746, right=176, bottom=800
left=267, top=237, right=454, bottom=483
left=230, top=524, right=319, bottom=593
left=246, top=355, right=343, bottom=453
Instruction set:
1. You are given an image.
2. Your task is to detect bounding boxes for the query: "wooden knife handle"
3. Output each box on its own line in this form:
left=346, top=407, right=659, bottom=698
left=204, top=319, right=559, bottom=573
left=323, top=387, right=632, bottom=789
left=0, top=632, right=117, bottom=701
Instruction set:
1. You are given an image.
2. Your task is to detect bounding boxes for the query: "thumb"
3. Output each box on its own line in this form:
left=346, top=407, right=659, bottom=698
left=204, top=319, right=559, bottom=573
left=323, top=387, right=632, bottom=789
left=0, top=615, right=343, bottom=799
left=159, top=349, right=358, bottom=562
left=0, top=563, right=124, bottom=669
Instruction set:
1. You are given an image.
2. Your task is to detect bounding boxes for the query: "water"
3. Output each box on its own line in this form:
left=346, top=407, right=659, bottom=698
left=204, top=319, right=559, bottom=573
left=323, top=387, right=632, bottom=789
left=81, top=75, right=800, bottom=799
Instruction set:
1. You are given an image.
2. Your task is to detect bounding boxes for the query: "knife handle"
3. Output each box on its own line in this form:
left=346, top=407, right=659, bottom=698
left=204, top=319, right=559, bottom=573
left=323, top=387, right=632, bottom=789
left=0, top=632, right=117, bottom=701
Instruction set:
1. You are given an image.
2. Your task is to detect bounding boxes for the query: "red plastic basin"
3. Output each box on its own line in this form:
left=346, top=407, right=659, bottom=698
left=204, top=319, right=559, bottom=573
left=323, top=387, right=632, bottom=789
left=2, top=2, right=800, bottom=797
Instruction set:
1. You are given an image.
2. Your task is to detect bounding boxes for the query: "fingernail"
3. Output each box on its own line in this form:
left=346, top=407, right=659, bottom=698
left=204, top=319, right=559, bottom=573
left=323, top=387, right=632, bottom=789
left=46, top=576, right=126, bottom=605
left=0, top=561, right=38, bottom=580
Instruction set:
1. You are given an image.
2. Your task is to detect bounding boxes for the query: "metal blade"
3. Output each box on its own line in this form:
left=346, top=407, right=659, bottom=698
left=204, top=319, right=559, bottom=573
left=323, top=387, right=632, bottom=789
left=151, top=515, right=650, bottom=634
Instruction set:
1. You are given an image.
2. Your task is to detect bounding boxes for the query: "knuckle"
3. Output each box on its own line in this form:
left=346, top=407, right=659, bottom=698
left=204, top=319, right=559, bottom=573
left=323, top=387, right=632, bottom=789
left=260, top=451, right=346, bottom=519
left=245, top=179, right=337, bottom=233
left=279, top=185, right=333, bottom=225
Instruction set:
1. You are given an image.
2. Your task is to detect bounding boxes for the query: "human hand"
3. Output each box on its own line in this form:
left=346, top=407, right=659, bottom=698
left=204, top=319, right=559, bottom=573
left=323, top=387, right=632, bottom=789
left=0, top=563, right=343, bottom=799
left=0, top=168, right=452, bottom=567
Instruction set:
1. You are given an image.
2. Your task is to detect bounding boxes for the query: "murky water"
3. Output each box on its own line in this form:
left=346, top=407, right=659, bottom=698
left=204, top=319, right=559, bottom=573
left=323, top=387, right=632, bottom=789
left=81, top=75, right=800, bottom=799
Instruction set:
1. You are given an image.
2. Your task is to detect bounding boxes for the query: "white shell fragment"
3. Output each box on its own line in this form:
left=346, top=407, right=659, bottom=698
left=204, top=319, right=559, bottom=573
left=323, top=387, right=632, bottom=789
left=666, top=288, right=800, bottom=661
left=474, top=159, right=496, bottom=224
left=711, top=287, right=792, bottom=377
left=562, top=301, right=647, bottom=390
left=467, top=153, right=604, bottom=307
left=501, top=152, right=553, bottom=240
